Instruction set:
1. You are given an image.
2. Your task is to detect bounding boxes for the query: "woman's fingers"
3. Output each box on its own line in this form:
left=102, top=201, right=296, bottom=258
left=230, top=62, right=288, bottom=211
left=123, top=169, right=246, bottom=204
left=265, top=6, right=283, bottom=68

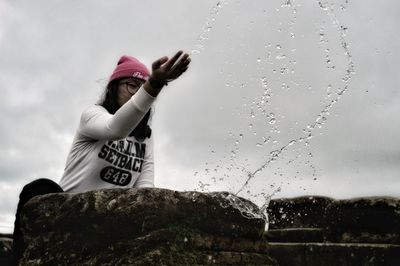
left=172, top=54, right=191, bottom=80
left=163, top=51, right=184, bottom=70
left=150, top=51, right=191, bottom=84
left=170, top=54, right=191, bottom=73
left=177, top=53, right=191, bottom=68
left=152, top=56, right=169, bottom=70
left=154, top=51, right=190, bottom=71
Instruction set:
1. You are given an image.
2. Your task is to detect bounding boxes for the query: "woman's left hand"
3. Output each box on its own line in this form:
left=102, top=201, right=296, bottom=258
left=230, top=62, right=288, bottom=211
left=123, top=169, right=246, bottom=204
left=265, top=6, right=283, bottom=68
left=149, top=51, right=191, bottom=89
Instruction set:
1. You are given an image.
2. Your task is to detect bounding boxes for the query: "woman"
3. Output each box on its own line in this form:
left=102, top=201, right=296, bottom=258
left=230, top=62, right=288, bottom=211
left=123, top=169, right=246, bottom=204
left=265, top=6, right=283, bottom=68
left=12, top=51, right=191, bottom=264
left=59, top=51, right=190, bottom=192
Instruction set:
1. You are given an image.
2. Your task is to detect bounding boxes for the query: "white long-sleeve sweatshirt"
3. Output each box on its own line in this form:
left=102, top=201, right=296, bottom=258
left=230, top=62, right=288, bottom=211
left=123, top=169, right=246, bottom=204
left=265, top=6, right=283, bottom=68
left=59, top=87, right=156, bottom=192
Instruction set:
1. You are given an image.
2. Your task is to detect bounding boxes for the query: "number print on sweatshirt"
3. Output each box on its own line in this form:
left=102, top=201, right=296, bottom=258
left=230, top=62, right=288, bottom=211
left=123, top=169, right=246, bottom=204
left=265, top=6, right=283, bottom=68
left=100, top=166, right=131, bottom=186
left=98, top=140, right=146, bottom=186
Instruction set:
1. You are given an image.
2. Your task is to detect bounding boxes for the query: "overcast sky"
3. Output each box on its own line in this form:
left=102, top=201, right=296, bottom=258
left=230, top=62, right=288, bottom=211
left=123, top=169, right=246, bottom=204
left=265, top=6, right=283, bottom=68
left=1, top=0, right=399, bottom=232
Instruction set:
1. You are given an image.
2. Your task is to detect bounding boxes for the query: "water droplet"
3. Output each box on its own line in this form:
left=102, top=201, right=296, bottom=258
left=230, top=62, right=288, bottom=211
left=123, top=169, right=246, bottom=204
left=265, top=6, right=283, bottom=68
left=276, top=53, right=286, bottom=60
left=263, top=137, right=270, bottom=143
left=281, top=82, right=290, bottom=90
left=269, top=118, right=276, bottom=125
left=276, top=44, right=282, bottom=49
left=257, top=57, right=262, bottom=63
left=260, top=77, right=268, bottom=88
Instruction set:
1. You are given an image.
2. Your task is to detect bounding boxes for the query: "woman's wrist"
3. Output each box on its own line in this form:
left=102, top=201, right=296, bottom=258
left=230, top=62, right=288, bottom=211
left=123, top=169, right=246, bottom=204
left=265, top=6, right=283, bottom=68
left=148, top=77, right=167, bottom=90
left=143, top=80, right=162, bottom=97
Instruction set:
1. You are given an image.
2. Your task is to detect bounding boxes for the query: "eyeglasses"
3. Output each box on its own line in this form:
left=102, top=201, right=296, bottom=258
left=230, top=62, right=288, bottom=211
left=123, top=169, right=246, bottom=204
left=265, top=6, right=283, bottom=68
left=120, top=82, right=142, bottom=94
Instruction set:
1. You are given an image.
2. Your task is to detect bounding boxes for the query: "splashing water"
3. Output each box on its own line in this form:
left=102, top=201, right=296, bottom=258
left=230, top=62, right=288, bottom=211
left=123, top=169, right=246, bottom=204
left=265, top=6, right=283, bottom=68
left=191, top=1, right=229, bottom=56
left=210, top=192, right=266, bottom=220
left=236, top=0, right=355, bottom=196
left=193, top=0, right=355, bottom=223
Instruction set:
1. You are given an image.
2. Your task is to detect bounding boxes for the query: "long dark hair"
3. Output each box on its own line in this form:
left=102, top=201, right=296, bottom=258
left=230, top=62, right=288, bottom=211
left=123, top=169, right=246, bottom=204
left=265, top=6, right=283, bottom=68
left=98, top=79, right=152, bottom=139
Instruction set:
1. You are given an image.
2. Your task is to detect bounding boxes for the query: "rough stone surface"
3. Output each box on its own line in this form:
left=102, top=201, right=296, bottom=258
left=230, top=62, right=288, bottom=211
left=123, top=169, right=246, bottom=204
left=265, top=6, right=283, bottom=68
left=324, top=197, right=400, bottom=244
left=20, top=228, right=278, bottom=265
left=267, top=196, right=334, bottom=229
left=19, top=188, right=275, bottom=265
left=13, top=191, right=400, bottom=265
left=267, top=196, right=400, bottom=244
left=0, top=236, right=12, bottom=265
left=21, top=188, right=265, bottom=240
left=265, top=196, right=400, bottom=264
left=264, top=228, right=324, bottom=243
left=266, top=242, right=400, bottom=266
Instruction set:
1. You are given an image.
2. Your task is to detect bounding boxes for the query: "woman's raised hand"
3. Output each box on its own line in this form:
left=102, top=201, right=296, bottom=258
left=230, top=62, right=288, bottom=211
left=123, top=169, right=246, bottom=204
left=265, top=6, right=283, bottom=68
left=149, top=51, right=191, bottom=90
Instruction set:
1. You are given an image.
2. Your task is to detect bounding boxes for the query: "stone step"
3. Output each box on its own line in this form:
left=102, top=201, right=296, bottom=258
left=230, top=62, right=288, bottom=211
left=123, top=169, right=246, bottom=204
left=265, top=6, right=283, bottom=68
left=266, top=242, right=400, bottom=266
left=325, top=197, right=400, bottom=244
left=265, top=228, right=324, bottom=243
left=268, top=196, right=400, bottom=245
left=267, top=196, right=334, bottom=229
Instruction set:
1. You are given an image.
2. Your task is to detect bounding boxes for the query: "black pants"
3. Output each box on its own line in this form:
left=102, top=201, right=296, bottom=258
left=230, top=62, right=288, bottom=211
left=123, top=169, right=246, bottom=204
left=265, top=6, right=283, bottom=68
left=11, top=178, right=63, bottom=265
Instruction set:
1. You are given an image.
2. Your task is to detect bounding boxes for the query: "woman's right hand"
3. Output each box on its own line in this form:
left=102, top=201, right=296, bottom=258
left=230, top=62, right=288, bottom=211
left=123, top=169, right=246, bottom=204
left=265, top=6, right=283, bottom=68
left=148, top=51, right=191, bottom=91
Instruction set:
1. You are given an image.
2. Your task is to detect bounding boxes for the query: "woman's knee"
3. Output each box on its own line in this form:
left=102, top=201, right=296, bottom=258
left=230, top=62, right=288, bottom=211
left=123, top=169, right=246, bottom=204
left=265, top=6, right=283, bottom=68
left=18, top=178, right=63, bottom=206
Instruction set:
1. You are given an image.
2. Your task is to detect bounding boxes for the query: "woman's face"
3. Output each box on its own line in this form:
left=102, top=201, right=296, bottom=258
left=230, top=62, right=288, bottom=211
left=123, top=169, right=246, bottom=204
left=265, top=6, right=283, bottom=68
left=117, top=78, right=145, bottom=107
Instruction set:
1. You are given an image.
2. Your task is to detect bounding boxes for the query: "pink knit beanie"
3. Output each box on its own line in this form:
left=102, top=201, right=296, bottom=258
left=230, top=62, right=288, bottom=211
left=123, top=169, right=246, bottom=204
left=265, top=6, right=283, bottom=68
left=109, top=55, right=150, bottom=83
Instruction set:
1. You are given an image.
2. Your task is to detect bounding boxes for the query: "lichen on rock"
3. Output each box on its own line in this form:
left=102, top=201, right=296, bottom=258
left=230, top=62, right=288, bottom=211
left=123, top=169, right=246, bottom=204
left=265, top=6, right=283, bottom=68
left=19, top=188, right=276, bottom=265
